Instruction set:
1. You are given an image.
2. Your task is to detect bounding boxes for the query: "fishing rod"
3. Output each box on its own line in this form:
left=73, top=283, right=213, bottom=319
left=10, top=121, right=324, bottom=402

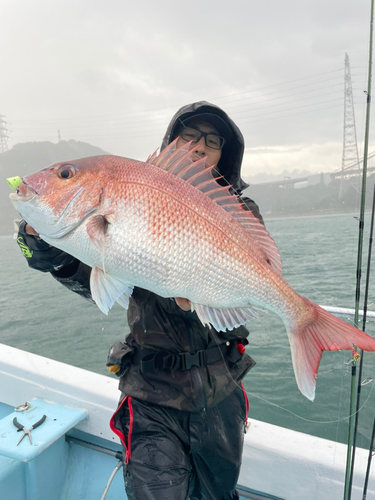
left=344, top=0, right=374, bottom=498
left=363, top=416, right=375, bottom=499
left=349, top=179, right=375, bottom=499
left=360, top=183, right=375, bottom=498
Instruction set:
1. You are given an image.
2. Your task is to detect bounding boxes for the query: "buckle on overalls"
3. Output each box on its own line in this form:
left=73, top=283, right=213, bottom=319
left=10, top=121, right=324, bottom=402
left=178, top=350, right=207, bottom=370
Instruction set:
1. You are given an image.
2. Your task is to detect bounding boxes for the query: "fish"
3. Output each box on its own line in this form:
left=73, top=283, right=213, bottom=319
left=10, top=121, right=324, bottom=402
left=9, top=140, right=375, bottom=400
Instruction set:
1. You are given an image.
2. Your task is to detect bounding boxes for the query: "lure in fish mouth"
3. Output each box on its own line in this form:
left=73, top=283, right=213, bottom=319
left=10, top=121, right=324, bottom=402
left=8, top=142, right=375, bottom=401
left=10, top=179, right=37, bottom=202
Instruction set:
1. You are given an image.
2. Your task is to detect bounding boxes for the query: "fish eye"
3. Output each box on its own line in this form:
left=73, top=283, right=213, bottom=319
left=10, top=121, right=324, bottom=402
left=57, top=165, right=76, bottom=180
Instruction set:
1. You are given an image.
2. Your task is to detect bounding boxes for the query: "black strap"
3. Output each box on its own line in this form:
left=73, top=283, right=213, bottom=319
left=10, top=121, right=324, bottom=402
left=139, top=342, right=242, bottom=373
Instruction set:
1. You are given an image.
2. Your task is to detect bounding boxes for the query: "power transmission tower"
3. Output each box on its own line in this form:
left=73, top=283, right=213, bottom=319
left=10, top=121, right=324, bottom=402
left=340, top=53, right=361, bottom=198
left=0, top=115, right=9, bottom=153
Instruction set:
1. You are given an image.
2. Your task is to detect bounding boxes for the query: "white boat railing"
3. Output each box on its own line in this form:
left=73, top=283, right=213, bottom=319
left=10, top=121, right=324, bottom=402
left=320, top=305, right=375, bottom=319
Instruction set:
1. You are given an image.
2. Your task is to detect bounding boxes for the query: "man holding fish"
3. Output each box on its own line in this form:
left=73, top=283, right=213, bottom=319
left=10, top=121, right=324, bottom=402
left=15, top=102, right=262, bottom=499
left=12, top=99, right=375, bottom=498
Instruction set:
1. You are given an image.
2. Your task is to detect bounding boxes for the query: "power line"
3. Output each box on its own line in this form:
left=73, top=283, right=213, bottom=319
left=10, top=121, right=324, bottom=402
left=11, top=68, right=347, bottom=125
left=11, top=84, right=348, bottom=136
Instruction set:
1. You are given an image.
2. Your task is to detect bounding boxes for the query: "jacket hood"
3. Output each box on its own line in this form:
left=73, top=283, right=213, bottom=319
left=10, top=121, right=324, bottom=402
left=160, top=101, right=248, bottom=194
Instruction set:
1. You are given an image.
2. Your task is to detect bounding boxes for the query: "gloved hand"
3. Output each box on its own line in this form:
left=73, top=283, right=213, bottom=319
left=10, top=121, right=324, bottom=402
left=106, top=341, right=134, bottom=377
left=17, top=220, right=77, bottom=273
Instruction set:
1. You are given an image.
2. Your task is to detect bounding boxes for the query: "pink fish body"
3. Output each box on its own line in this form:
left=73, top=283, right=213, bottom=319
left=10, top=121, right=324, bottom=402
left=9, top=141, right=375, bottom=400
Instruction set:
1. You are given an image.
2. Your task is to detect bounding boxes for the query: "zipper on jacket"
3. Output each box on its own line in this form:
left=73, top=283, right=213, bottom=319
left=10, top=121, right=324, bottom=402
left=200, top=405, right=207, bottom=420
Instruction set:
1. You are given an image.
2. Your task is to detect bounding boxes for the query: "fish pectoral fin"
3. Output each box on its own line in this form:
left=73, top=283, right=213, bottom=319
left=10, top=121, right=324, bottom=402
left=87, top=214, right=111, bottom=252
left=191, top=303, right=258, bottom=331
left=90, top=267, right=133, bottom=314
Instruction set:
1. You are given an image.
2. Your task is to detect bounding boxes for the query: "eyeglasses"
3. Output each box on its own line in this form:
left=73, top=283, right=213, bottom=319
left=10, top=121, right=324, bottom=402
left=179, top=124, right=226, bottom=150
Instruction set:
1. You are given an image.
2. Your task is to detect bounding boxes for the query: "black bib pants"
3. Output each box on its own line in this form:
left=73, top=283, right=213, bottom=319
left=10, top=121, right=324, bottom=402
left=111, top=386, right=248, bottom=500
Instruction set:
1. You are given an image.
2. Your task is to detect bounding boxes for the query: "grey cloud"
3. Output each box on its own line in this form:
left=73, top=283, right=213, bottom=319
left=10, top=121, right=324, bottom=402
left=0, top=0, right=373, bottom=175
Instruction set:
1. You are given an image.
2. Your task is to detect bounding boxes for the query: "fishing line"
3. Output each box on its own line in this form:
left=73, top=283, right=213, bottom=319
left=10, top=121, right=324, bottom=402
left=209, top=329, right=375, bottom=426
left=214, top=168, right=366, bottom=315
left=245, top=385, right=375, bottom=425
left=334, top=357, right=349, bottom=447
left=265, top=216, right=368, bottom=316
left=277, top=265, right=357, bottom=314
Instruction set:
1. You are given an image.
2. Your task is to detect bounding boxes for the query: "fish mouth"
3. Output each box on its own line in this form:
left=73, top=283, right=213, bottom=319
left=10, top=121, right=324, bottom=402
left=9, top=180, right=37, bottom=202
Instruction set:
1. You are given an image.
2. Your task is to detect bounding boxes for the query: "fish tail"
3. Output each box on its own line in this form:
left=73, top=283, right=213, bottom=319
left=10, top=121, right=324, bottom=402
left=287, top=298, right=375, bottom=401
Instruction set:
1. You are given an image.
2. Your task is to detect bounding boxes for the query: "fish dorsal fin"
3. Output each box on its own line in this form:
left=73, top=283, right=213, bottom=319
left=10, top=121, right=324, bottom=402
left=147, top=140, right=282, bottom=275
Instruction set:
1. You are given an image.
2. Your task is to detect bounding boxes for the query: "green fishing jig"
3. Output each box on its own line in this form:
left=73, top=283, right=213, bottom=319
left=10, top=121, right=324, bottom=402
left=7, top=176, right=23, bottom=190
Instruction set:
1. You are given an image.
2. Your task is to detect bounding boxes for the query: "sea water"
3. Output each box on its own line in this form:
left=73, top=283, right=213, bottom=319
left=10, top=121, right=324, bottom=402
left=1, top=213, right=375, bottom=452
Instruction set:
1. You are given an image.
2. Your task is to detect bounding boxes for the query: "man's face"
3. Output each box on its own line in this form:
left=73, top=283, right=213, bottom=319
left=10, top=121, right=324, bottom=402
left=176, top=120, right=222, bottom=167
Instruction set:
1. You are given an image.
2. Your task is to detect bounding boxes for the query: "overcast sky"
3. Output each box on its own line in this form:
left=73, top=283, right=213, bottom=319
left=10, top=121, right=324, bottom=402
left=1, top=0, right=374, bottom=182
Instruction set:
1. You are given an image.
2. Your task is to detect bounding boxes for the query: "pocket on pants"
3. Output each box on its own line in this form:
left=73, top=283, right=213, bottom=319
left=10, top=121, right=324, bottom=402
left=110, top=395, right=133, bottom=464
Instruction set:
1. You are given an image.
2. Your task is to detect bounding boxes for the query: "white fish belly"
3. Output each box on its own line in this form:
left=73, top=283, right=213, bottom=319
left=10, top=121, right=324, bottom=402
left=94, top=197, right=291, bottom=313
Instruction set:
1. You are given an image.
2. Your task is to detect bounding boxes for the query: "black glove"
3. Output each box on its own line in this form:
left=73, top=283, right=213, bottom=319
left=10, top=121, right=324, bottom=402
left=16, top=220, right=77, bottom=273
left=106, top=341, right=134, bottom=377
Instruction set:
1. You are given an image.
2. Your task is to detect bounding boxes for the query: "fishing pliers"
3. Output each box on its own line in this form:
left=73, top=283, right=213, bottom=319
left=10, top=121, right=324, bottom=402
left=13, top=415, right=47, bottom=445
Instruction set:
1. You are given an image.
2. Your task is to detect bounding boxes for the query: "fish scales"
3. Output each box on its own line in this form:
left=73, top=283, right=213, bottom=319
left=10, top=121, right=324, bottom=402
left=89, top=160, right=269, bottom=307
left=9, top=140, right=375, bottom=400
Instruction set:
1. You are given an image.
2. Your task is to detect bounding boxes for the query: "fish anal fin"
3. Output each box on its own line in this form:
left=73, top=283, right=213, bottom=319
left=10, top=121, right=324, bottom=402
left=192, top=303, right=258, bottom=331
left=90, top=267, right=133, bottom=314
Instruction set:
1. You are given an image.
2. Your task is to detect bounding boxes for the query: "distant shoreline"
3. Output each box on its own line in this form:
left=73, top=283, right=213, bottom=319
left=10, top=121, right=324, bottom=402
left=263, top=208, right=363, bottom=220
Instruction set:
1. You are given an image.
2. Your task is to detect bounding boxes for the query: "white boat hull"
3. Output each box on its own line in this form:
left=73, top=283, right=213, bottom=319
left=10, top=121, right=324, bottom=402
left=0, top=343, right=374, bottom=500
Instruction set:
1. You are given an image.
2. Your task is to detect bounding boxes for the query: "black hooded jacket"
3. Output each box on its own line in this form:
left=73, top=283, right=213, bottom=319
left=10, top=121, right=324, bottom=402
left=20, top=102, right=262, bottom=412
left=159, top=101, right=263, bottom=223
left=161, top=101, right=248, bottom=193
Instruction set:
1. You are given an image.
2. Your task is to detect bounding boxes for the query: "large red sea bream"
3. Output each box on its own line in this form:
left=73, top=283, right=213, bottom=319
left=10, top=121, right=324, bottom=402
left=9, top=140, right=375, bottom=400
